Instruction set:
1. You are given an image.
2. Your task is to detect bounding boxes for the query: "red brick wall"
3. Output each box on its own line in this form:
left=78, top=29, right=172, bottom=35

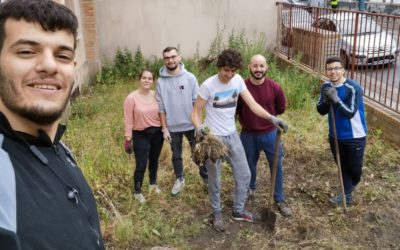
left=80, top=0, right=98, bottom=63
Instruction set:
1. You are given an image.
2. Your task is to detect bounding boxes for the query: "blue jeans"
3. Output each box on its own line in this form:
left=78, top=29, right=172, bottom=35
left=329, top=137, right=366, bottom=194
left=170, top=130, right=208, bottom=180
left=240, top=129, right=285, bottom=202
left=132, top=127, right=164, bottom=193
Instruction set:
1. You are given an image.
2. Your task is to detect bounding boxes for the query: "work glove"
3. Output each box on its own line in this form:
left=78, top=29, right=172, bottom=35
left=162, top=128, right=171, bottom=143
left=195, top=124, right=208, bottom=142
left=124, top=140, right=133, bottom=154
left=269, top=115, right=289, bottom=133
left=324, top=87, right=340, bottom=104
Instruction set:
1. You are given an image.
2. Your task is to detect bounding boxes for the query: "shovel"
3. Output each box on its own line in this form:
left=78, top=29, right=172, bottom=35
left=261, top=127, right=282, bottom=230
left=330, top=105, right=347, bottom=212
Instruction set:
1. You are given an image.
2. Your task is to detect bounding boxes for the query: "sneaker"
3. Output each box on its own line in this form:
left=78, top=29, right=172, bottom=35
left=248, top=188, right=256, bottom=198
left=171, top=178, right=185, bottom=195
left=149, top=184, right=161, bottom=194
left=276, top=201, right=292, bottom=217
left=329, top=193, right=352, bottom=205
left=212, top=212, right=226, bottom=232
left=134, top=193, right=146, bottom=204
left=232, top=210, right=253, bottom=222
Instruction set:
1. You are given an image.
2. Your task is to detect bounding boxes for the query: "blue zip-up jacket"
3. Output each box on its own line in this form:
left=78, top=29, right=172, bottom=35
left=0, top=113, right=104, bottom=250
left=156, top=63, right=198, bottom=132
left=316, top=78, right=368, bottom=139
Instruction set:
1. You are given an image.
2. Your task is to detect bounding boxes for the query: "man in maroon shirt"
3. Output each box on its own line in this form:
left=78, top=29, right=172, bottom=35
left=237, top=54, right=292, bottom=217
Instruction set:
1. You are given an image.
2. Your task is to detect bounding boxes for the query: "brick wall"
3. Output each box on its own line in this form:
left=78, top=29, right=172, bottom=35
left=80, top=0, right=98, bottom=63
left=364, top=99, right=400, bottom=147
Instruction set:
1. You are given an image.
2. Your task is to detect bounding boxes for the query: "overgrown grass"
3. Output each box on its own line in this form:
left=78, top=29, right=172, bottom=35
left=63, top=31, right=400, bottom=249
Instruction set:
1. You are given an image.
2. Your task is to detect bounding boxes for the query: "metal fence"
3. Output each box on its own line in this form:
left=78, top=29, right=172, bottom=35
left=276, top=3, right=400, bottom=113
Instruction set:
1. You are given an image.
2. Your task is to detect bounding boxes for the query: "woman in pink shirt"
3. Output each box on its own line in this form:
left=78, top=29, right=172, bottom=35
left=123, top=70, right=164, bottom=204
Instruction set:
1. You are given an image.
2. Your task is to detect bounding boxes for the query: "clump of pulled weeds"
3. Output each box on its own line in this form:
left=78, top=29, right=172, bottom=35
left=193, top=133, right=228, bottom=166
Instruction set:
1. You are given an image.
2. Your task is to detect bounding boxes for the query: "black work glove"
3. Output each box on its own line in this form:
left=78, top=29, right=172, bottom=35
left=324, top=87, right=340, bottom=104
left=195, top=125, right=207, bottom=142
left=269, top=115, right=289, bottom=133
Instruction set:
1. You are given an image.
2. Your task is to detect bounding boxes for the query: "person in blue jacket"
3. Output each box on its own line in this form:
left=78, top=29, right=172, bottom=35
left=317, top=56, right=368, bottom=206
left=0, top=0, right=104, bottom=249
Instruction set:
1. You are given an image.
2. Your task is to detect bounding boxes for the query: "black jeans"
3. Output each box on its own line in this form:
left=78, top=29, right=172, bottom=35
left=329, top=136, right=366, bottom=194
left=170, top=130, right=208, bottom=180
left=132, top=127, right=164, bottom=193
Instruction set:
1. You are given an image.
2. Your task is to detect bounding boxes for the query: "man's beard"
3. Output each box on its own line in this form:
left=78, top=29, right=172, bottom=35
left=0, top=71, right=70, bottom=126
left=250, top=70, right=266, bottom=80
left=166, top=64, right=178, bottom=71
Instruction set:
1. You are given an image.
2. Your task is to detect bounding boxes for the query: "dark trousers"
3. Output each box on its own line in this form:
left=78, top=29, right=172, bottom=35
left=170, top=130, right=208, bottom=180
left=132, top=127, right=164, bottom=193
left=329, top=137, right=366, bottom=194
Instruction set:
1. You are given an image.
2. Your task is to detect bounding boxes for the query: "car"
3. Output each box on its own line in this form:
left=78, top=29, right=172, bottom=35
left=283, top=0, right=311, bottom=6
left=281, top=8, right=314, bottom=47
left=312, top=12, right=399, bottom=67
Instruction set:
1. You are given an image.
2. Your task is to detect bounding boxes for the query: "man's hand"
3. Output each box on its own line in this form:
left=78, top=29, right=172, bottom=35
left=162, top=128, right=171, bottom=143
left=324, top=87, right=340, bottom=104
left=269, top=115, right=289, bottom=133
left=124, top=140, right=133, bottom=154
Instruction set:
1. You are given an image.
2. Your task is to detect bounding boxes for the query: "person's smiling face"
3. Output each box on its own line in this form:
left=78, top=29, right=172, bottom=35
left=0, top=19, right=76, bottom=125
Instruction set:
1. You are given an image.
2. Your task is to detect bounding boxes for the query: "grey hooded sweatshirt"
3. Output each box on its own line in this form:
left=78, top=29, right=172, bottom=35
left=156, top=63, right=199, bottom=132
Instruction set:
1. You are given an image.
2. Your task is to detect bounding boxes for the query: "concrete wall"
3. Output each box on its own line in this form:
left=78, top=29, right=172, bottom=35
left=94, top=0, right=278, bottom=60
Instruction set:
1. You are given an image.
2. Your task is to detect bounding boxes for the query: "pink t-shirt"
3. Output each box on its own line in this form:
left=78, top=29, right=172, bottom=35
left=123, top=91, right=161, bottom=137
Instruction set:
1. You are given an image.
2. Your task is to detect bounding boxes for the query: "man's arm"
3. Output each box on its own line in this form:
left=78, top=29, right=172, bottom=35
left=191, top=96, right=207, bottom=128
left=316, top=83, right=330, bottom=115
left=275, top=84, right=286, bottom=115
left=335, top=83, right=362, bottom=119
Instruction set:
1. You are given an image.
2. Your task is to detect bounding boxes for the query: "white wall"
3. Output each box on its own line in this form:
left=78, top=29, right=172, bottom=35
left=95, top=0, right=277, bottom=60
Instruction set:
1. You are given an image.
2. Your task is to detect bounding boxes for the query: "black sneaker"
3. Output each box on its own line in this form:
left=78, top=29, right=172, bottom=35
left=232, top=210, right=253, bottom=222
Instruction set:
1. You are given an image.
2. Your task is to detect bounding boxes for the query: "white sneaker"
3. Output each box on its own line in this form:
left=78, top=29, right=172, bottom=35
left=149, top=184, right=161, bottom=194
left=171, top=178, right=185, bottom=195
left=134, top=193, right=146, bottom=204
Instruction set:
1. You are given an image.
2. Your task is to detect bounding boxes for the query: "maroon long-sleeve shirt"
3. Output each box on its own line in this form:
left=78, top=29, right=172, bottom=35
left=237, top=78, right=286, bottom=134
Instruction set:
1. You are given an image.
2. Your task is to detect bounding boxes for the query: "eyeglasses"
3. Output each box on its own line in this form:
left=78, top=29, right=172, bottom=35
left=163, top=55, right=178, bottom=61
left=326, top=66, right=343, bottom=72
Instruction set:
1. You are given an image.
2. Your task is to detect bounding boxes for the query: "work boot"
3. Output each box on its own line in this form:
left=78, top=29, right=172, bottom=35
left=329, top=193, right=352, bottom=206
left=276, top=201, right=292, bottom=217
left=171, top=178, right=185, bottom=195
left=212, top=212, right=226, bottom=232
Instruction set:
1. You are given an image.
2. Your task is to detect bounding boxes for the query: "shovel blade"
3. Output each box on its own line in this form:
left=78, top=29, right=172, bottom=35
left=261, top=208, right=277, bottom=230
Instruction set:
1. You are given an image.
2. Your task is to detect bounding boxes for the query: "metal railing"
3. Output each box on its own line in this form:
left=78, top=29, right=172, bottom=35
left=276, top=3, right=400, bottom=113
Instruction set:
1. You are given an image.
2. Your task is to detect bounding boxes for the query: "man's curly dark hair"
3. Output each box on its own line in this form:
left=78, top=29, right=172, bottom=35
left=216, top=49, right=243, bottom=69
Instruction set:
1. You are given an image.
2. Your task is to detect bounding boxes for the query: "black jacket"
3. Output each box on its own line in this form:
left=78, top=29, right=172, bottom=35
left=0, top=113, right=104, bottom=250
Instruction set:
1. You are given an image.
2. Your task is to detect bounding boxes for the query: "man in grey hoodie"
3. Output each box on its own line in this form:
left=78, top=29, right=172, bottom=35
left=156, top=47, right=208, bottom=195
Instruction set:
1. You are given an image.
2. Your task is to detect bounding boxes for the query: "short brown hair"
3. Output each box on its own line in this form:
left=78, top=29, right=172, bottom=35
left=216, top=49, right=243, bottom=69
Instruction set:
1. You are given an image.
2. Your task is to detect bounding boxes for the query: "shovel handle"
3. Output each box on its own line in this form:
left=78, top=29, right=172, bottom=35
left=330, top=105, right=347, bottom=212
left=268, top=128, right=282, bottom=210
